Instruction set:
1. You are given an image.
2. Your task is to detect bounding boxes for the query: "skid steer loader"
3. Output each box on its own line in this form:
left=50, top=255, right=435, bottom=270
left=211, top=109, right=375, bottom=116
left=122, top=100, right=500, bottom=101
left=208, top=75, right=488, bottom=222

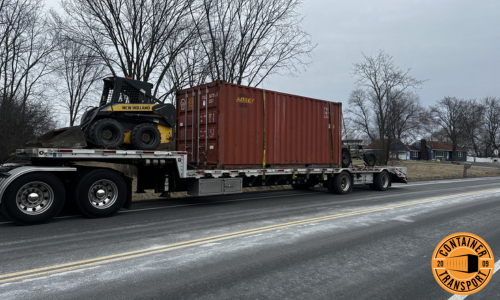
left=28, top=77, right=176, bottom=150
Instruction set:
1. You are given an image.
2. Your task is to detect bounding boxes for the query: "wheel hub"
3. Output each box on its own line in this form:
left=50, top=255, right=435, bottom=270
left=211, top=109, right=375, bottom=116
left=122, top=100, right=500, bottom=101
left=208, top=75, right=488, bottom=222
left=27, top=192, right=40, bottom=204
left=16, top=182, right=54, bottom=215
left=382, top=174, right=389, bottom=188
left=141, top=131, right=153, bottom=143
left=95, top=189, right=106, bottom=199
left=102, top=128, right=113, bottom=140
left=88, top=180, right=118, bottom=209
left=340, top=176, right=350, bottom=191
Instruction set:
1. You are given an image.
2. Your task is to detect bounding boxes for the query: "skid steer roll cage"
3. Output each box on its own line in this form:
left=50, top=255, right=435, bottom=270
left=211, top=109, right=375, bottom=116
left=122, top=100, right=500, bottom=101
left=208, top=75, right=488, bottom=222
left=81, top=77, right=167, bottom=131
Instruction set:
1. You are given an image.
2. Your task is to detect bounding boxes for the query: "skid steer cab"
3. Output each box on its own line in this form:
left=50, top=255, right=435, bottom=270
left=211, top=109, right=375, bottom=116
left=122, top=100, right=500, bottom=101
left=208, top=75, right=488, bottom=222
left=80, top=77, right=176, bottom=150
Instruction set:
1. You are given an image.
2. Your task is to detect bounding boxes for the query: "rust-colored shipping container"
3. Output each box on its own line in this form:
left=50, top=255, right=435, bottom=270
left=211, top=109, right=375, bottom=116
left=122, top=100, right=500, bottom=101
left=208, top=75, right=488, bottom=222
left=176, top=81, right=342, bottom=169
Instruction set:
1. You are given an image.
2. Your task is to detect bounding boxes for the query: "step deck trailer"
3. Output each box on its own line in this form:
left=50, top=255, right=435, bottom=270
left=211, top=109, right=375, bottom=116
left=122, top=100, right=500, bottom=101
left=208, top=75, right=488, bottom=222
left=0, top=148, right=407, bottom=225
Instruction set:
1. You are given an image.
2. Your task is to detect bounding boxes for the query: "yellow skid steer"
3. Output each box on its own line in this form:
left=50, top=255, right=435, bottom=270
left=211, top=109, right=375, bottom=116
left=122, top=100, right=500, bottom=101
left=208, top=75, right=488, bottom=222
left=27, top=77, right=176, bottom=150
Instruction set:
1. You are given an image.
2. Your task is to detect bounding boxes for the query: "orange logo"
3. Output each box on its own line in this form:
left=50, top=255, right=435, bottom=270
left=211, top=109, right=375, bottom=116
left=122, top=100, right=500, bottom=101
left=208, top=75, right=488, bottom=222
left=432, top=232, right=494, bottom=295
left=236, top=97, right=255, bottom=104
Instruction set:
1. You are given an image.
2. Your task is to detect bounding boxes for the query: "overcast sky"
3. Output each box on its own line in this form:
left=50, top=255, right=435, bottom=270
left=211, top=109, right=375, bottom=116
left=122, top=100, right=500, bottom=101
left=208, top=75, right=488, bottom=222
left=265, top=0, right=500, bottom=107
left=45, top=0, right=500, bottom=107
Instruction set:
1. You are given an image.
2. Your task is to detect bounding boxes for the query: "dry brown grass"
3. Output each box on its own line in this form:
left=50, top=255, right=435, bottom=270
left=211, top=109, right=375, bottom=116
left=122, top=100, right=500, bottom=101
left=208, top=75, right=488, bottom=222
left=387, top=160, right=500, bottom=181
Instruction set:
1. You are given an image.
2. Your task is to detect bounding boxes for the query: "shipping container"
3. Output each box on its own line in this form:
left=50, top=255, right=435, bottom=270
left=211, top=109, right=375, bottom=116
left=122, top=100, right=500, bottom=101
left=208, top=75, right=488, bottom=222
left=446, top=255, right=478, bottom=273
left=176, top=81, right=342, bottom=169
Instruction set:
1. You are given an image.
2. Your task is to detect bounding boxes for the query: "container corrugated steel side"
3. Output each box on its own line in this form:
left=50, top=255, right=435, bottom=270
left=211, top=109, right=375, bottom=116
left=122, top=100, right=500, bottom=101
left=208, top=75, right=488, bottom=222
left=176, top=81, right=342, bottom=169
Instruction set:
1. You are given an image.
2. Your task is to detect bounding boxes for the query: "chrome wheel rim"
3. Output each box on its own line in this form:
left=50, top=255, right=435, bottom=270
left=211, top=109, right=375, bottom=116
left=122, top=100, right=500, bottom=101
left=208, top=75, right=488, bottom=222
left=340, top=175, right=350, bottom=192
left=16, top=182, right=54, bottom=215
left=382, top=174, right=389, bottom=188
left=88, top=179, right=118, bottom=209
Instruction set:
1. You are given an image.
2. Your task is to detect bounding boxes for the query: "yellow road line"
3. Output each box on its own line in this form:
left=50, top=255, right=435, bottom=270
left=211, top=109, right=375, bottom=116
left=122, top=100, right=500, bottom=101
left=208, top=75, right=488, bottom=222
left=1, top=188, right=499, bottom=284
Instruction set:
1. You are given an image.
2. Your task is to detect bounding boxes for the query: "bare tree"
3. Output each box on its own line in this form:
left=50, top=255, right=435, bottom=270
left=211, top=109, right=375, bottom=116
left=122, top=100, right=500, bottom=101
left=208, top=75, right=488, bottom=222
left=461, top=99, right=484, bottom=157
left=431, top=97, right=467, bottom=161
left=191, top=0, right=315, bottom=86
left=61, top=0, right=197, bottom=101
left=0, top=0, right=56, bottom=106
left=50, top=25, right=106, bottom=126
left=161, top=43, right=211, bottom=104
left=0, top=0, right=58, bottom=161
left=386, top=91, right=424, bottom=143
left=481, top=97, right=500, bottom=156
left=342, top=113, right=364, bottom=141
left=347, top=51, right=425, bottom=164
left=0, top=95, right=56, bottom=163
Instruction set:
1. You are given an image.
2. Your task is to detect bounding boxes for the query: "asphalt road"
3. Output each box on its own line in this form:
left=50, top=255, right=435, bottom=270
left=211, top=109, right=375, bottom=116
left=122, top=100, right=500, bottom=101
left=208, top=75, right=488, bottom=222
left=1, top=177, right=499, bottom=300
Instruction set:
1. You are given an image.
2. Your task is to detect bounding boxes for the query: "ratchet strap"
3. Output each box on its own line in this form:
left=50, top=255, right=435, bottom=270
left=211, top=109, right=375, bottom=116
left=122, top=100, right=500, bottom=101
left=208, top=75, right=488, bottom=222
left=262, top=89, right=267, bottom=180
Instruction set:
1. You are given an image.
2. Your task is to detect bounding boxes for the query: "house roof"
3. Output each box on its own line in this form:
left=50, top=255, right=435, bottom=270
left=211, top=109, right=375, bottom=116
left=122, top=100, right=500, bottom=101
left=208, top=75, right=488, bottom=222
left=407, top=145, right=419, bottom=151
left=364, top=139, right=410, bottom=151
left=427, top=141, right=466, bottom=151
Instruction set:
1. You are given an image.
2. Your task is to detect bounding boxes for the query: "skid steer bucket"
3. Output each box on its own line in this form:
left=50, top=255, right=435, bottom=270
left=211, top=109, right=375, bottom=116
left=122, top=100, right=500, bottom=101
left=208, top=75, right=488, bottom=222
left=26, top=126, right=87, bottom=148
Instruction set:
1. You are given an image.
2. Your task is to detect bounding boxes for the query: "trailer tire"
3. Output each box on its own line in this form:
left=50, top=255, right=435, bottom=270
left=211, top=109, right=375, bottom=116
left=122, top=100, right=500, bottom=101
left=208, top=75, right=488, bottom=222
left=0, top=203, right=10, bottom=219
left=89, top=118, right=124, bottom=148
left=1, top=172, right=65, bottom=225
left=328, top=171, right=353, bottom=195
left=131, top=123, right=161, bottom=150
left=363, top=153, right=376, bottom=167
left=373, top=171, right=390, bottom=191
left=341, top=148, right=351, bottom=168
left=74, top=169, right=127, bottom=218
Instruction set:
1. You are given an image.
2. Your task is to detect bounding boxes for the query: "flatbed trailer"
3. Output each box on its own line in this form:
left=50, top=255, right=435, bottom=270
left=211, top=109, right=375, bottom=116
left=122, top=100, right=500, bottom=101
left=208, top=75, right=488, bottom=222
left=0, top=148, right=407, bottom=225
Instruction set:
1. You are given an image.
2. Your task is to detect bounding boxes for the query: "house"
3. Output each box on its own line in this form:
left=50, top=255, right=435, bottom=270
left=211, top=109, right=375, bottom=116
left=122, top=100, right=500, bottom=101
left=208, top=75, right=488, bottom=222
left=364, top=139, right=419, bottom=160
left=411, top=140, right=467, bottom=161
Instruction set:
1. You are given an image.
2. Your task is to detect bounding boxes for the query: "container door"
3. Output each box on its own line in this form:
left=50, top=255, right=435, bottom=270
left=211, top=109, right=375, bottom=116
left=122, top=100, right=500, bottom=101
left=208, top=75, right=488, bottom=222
left=177, top=83, right=219, bottom=168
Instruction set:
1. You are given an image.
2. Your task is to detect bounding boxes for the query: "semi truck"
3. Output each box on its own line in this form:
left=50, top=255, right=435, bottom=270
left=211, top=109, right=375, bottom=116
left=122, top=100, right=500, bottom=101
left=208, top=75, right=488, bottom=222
left=0, top=80, right=407, bottom=225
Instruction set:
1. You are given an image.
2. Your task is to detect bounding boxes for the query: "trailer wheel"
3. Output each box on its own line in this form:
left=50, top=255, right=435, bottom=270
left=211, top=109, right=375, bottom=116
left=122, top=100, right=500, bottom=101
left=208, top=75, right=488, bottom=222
left=89, top=118, right=125, bottom=148
left=1, top=172, right=65, bottom=225
left=373, top=171, right=390, bottom=191
left=131, top=123, right=161, bottom=150
left=328, top=172, right=353, bottom=195
left=341, top=148, right=351, bottom=168
left=74, top=169, right=127, bottom=218
left=363, top=153, right=376, bottom=167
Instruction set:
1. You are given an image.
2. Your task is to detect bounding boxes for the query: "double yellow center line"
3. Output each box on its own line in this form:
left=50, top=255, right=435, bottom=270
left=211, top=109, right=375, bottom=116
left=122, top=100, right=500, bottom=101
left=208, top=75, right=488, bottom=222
left=1, top=188, right=499, bottom=284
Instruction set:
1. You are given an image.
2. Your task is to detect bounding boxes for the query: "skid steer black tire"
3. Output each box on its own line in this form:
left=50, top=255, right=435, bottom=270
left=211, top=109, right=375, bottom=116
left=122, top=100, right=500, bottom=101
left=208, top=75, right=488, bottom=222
left=89, top=118, right=124, bottom=148
left=341, top=148, right=351, bottom=168
left=131, top=123, right=161, bottom=150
